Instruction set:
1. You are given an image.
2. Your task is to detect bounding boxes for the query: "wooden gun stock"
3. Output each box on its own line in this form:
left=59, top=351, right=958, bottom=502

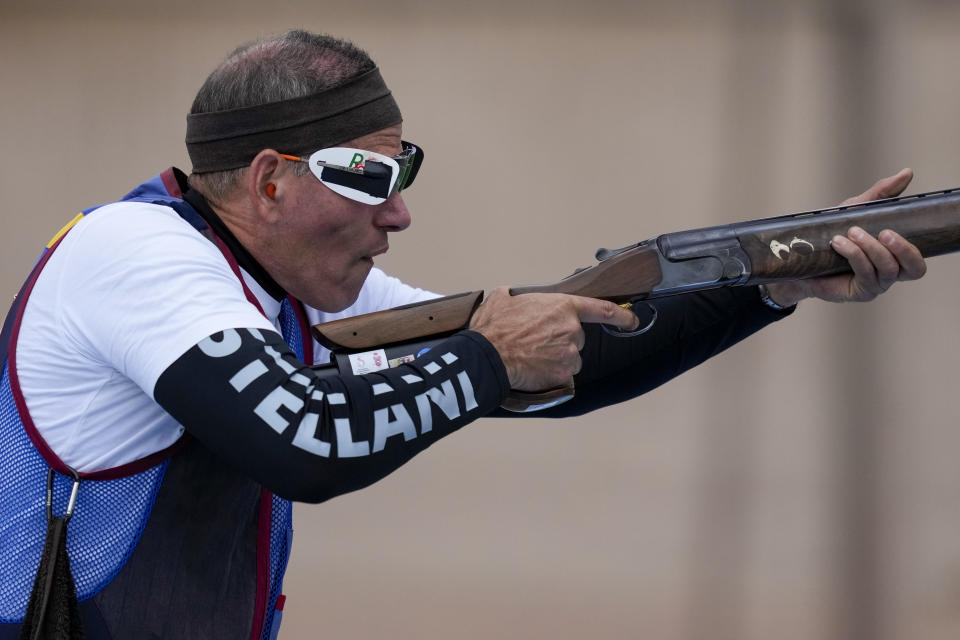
left=508, top=243, right=664, bottom=301
left=312, top=291, right=484, bottom=351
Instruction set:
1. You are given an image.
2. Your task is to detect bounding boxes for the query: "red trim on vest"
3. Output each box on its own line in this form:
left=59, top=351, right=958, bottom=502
left=83, top=439, right=187, bottom=480
left=160, top=167, right=183, bottom=199
left=8, top=238, right=74, bottom=477
left=275, top=594, right=286, bottom=611
left=9, top=193, right=298, bottom=637
left=10, top=200, right=296, bottom=635
left=213, top=235, right=265, bottom=313
left=6, top=236, right=187, bottom=480
left=249, top=490, right=273, bottom=640
left=211, top=238, right=299, bottom=640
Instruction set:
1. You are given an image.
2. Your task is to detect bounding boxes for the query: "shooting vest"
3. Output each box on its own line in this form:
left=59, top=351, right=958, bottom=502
left=0, top=168, right=310, bottom=640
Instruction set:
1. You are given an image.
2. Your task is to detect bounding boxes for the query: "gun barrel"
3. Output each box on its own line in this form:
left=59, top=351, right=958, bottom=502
left=658, top=188, right=960, bottom=285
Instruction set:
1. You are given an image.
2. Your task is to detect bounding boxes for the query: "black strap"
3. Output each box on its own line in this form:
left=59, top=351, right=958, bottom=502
left=18, top=516, right=83, bottom=640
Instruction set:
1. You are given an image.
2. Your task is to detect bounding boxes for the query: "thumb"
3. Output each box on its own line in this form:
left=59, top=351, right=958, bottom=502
left=841, top=168, right=913, bottom=206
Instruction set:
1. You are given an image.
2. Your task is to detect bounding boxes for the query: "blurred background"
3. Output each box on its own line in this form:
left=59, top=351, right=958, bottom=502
left=3, top=1, right=960, bottom=638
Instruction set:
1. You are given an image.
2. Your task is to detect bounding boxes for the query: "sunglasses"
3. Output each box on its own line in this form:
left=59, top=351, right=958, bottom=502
left=280, top=140, right=423, bottom=205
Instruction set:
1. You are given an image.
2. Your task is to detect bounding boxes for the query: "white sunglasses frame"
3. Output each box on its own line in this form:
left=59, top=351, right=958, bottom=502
left=280, top=146, right=411, bottom=205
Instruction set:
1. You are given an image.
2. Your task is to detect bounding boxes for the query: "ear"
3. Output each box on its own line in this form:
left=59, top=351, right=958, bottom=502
left=245, top=149, right=286, bottom=222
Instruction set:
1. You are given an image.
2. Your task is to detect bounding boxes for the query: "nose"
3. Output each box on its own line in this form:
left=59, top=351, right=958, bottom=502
left=374, top=193, right=411, bottom=232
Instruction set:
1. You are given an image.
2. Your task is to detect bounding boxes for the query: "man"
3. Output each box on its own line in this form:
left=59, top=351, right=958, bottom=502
left=0, top=30, right=925, bottom=639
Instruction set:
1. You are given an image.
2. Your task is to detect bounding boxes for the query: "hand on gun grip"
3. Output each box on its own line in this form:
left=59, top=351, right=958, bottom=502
left=469, top=287, right=638, bottom=392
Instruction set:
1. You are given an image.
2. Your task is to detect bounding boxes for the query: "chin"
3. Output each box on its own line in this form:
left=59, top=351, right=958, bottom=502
left=307, top=284, right=366, bottom=313
left=299, top=264, right=371, bottom=312
left=321, top=298, right=359, bottom=313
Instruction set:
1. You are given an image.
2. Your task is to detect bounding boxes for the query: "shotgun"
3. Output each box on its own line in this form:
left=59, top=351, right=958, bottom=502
left=311, top=187, right=960, bottom=411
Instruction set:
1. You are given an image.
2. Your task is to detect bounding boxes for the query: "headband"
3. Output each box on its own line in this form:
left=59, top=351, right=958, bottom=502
left=185, top=67, right=402, bottom=173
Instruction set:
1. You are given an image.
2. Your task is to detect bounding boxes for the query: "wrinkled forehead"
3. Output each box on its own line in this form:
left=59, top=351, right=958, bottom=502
left=185, top=68, right=402, bottom=174
left=339, top=124, right=404, bottom=157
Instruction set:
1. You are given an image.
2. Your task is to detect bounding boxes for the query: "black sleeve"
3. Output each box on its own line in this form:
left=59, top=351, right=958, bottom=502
left=154, top=328, right=509, bottom=503
left=492, top=285, right=795, bottom=418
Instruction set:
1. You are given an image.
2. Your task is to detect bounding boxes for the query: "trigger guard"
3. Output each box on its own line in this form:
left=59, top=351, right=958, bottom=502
left=602, top=301, right=657, bottom=338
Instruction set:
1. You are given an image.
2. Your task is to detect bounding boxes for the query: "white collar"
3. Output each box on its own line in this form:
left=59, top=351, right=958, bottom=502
left=240, top=267, right=282, bottom=329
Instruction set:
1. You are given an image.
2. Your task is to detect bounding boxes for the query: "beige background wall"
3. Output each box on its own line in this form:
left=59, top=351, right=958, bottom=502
left=3, top=1, right=960, bottom=638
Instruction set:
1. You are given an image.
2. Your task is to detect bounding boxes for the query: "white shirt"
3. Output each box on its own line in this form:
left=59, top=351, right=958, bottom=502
left=15, top=201, right=434, bottom=473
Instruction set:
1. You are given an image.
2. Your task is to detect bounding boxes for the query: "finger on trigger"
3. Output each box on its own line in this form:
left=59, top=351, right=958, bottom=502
left=572, top=296, right=639, bottom=330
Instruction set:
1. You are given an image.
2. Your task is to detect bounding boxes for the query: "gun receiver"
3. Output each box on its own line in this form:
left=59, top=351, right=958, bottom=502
left=313, top=187, right=960, bottom=411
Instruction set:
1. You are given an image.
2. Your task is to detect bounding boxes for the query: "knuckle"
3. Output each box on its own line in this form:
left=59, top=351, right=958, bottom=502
left=571, top=353, right=583, bottom=375
left=600, top=302, right=618, bottom=322
left=880, top=253, right=899, bottom=272
left=574, top=328, right=586, bottom=349
left=561, top=319, right=576, bottom=338
left=877, top=265, right=899, bottom=283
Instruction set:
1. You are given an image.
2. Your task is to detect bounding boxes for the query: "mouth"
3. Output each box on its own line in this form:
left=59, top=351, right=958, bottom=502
left=363, top=245, right=389, bottom=261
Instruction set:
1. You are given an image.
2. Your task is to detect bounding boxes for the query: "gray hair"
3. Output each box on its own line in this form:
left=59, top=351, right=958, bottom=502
left=187, top=30, right=376, bottom=203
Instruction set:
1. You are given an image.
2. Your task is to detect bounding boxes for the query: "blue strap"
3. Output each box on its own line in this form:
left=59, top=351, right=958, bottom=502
left=277, top=299, right=304, bottom=361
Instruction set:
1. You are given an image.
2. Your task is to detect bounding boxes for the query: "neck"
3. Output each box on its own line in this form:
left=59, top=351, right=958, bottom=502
left=182, top=189, right=287, bottom=301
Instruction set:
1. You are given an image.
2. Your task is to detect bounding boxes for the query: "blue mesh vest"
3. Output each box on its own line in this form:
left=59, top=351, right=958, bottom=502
left=0, top=168, right=306, bottom=640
